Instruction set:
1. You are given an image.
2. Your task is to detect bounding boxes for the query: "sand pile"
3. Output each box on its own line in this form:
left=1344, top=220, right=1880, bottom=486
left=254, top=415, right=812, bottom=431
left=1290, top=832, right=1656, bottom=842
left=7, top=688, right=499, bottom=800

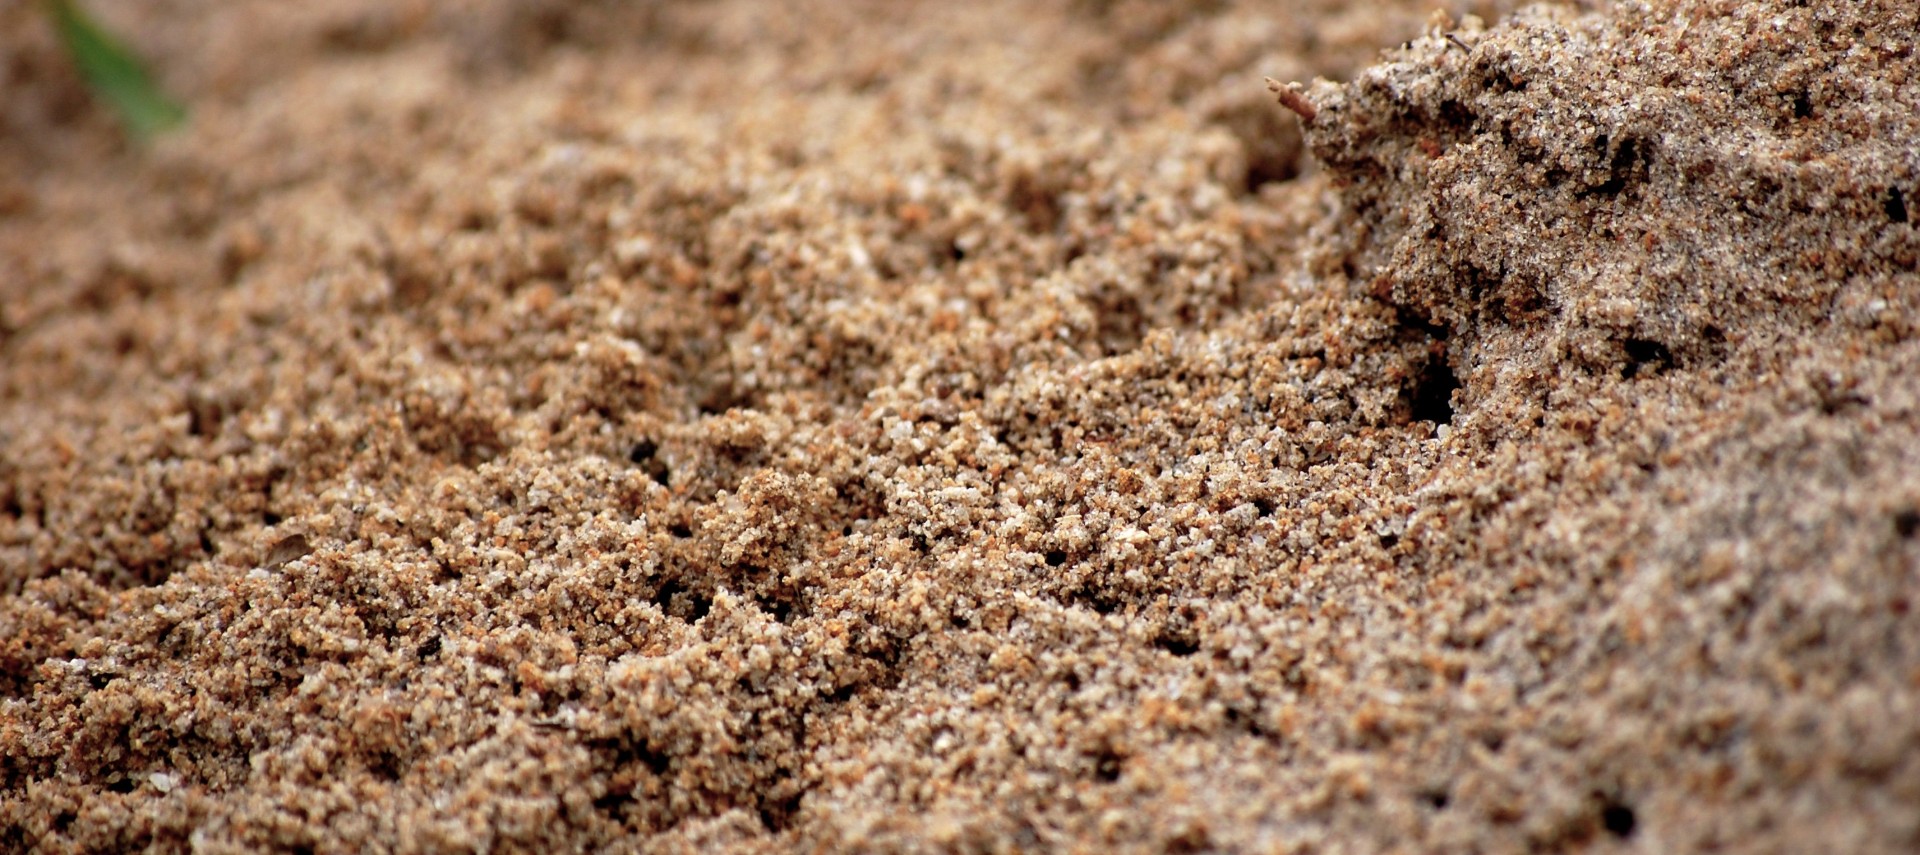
left=2, top=0, right=1916, bottom=851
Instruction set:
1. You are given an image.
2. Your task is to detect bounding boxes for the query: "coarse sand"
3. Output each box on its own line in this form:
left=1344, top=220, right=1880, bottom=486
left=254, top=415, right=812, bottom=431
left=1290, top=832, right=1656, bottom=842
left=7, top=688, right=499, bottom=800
left=2, top=0, right=1917, bottom=851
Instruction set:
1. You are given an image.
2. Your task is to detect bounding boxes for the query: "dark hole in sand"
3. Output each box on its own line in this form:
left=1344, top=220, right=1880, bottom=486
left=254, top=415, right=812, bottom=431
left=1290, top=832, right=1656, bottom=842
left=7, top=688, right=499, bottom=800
left=1621, top=338, right=1675, bottom=380
left=1600, top=799, right=1637, bottom=838
left=652, top=577, right=713, bottom=622
left=1153, top=629, right=1200, bottom=657
left=1894, top=509, right=1919, bottom=539
left=1409, top=355, right=1461, bottom=425
left=628, top=439, right=671, bottom=485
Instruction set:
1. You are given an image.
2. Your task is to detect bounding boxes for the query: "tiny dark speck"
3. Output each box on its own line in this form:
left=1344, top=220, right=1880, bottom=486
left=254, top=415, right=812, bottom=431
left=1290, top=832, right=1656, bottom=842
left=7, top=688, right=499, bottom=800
left=1601, top=801, right=1637, bottom=838
left=1154, top=632, right=1200, bottom=657
left=1886, top=187, right=1909, bottom=224
left=1621, top=338, right=1674, bottom=380
left=629, top=440, right=670, bottom=485
left=1895, top=508, right=1919, bottom=539
left=1790, top=90, right=1813, bottom=119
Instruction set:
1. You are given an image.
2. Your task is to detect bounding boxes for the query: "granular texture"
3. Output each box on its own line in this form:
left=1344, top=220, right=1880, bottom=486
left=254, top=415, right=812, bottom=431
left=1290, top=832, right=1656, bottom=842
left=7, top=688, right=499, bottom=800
left=2, top=0, right=1916, bottom=852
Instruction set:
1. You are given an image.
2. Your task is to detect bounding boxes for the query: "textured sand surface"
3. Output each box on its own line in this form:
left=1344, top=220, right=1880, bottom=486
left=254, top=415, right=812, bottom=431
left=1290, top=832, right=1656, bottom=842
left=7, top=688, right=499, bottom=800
left=2, top=0, right=1917, bottom=851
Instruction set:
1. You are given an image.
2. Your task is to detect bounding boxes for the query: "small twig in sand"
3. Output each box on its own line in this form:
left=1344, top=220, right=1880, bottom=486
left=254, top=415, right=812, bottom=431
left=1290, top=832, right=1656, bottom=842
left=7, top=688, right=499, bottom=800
left=1265, top=78, right=1317, bottom=123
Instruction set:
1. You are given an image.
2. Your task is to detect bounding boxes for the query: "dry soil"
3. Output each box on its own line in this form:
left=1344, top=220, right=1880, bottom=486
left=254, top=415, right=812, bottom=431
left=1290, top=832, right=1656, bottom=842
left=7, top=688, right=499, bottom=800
left=2, top=0, right=1917, bottom=852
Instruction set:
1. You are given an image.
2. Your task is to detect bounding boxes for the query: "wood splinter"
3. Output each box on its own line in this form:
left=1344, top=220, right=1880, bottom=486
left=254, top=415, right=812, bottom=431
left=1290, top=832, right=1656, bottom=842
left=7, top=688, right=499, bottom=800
left=1265, top=78, right=1318, bottom=123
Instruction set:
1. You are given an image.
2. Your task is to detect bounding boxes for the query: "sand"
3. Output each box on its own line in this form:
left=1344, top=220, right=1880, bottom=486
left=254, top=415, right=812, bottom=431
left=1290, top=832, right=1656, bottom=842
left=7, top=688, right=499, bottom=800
left=2, top=0, right=1917, bottom=851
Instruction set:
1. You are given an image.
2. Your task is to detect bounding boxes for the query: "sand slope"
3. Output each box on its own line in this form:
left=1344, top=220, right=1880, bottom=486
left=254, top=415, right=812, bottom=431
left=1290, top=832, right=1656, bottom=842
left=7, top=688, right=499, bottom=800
left=2, top=0, right=1916, bottom=851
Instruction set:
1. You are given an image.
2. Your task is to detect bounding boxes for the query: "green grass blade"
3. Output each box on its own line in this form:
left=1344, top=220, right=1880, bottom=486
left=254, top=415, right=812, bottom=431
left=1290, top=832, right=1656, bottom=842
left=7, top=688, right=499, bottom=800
left=47, top=0, right=186, bottom=138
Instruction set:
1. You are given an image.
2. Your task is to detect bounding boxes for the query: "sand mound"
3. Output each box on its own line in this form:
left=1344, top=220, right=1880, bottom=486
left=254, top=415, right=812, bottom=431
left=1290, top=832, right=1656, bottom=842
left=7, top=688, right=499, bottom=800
left=2, top=0, right=1916, bottom=851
